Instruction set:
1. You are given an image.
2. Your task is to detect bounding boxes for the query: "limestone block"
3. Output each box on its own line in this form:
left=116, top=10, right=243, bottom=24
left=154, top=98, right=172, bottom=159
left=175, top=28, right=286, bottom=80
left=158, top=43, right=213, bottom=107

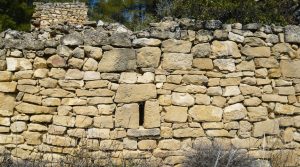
left=22, top=131, right=42, bottom=145
left=87, top=97, right=113, bottom=105
left=195, top=94, right=210, bottom=105
left=164, top=106, right=188, bottom=123
left=133, top=38, right=161, bottom=47
left=207, top=87, right=222, bottom=96
left=0, top=82, right=17, bottom=92
left=47, top=55, right=66, bottom=68
left=42, top=98, right=61, bottom=106
left=254, top=58, right=279, bottom=68
left=61, top=33, right=83, bottom=46
left=43, top=134, right=76, bottom=147
left=285, top=25, right=300, bottom=43
left=49, top=68, right=66, bottom=79
left=253, top=120, right=280, bottom=137
left=162, top=39, right=192, bottom=53
left=61, top=98, right=87, bottom=106
left=274, top=103, right=300, bottom=115
left=30, top=115, right=52, bottom=123
left=115, top=103, right=139, bottom=129
left=228, top=32, right=244, bottom=42
left=94, top=116, right=114, bottom=128
left=0, top=117, right=10, bottom=126
left=240, top=84, right=261, bottom=96
left=115, top=84, right=157, bottom=103
left=244, top=97, right=262, bottom=106
left=189, top=105, right=223, bottom=122
left=262, top=94, right=288, bottom=103
left=224, top=103, right=247, bottom=121
left=98, top=104, right=116, bottom=115
left=173, top=128, right=205, bottom=137
left=83, top=58, right=98, bottom=71
left=223, top=86, right=241, bottom=96
left=53, top=115, right=75, bottom=127
left=85, top=80, right=109, bottom=89
left=236, top=60, right=255, bottom=71
left=206, top=129, right=231, bottom=137
left=84, top=46, right=103, bottom=60
left=158, top=139, right=180, bottom=150
left=280, top=60, right=300, bottom=78
left=87, top=128, right=110, bottom=139
left=213, top=59, right=236, bottom=72
left=137, top=47, right=161, bottom=68
left=171, top=92, right=195, bottom=107
left=191, top=43, right=211, bottom=57
left=0, top=71, right=12, bottom=81
left=138, top=140, right=157, bottom=150
left=73, top=106, right=98, bottom=116
left=0, top=93, right=15, bottom=116
left=211, top=40, right=241, bottom=57
left=6, top=58, right=32, bottom=71
left=275, top=87, right=295, bottom=95
left=75, top=115, right=93, bottom=128
left=231, top=137, right=262, bottom=149
left=17, top=85, right=40, bottom=94
left=123, top=138, right=137, bottom=150
left=192, top=58, right=213, bottom=70
left=244, top=37, right=266, bottom=46
left=0, top=134, right=24, bottom=144
left=27, top=123, right=47, bottom=132
left=241, top=46, right=271, bottom=57
left=65, top=69, right=84, bottom=80
left=40, top=88, right=75, bottom=97
left=137, top=72, right=155, bottom=83
left=98, top=48, right=136, bottom=72
left=15, top=103, right=51, bottom=114
left=100, top=140, right=123, bottom=151
left=127, top=128, right=160, bottom=137
left=119, top=72, right=137, bottom=84
left=162, top=53, right=193, bottom=70
left=144, top=101, right=160, bottom=128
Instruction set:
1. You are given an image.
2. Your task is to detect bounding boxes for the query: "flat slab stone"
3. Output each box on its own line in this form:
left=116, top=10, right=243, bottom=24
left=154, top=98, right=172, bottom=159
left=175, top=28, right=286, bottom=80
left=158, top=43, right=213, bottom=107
left=114, top=84, right=157, bottom=103
left=98, top=48, right=136, bottom=72
left=280, top=60, right=300, bottom=78
left=285, top=25, right=300, bottom=43
left=127, top=128, right=160, bottom=137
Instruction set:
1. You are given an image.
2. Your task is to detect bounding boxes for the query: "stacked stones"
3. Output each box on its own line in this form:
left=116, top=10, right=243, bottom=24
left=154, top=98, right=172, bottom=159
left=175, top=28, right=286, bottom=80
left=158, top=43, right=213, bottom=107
left=0, top=18, right=300, bottom=166
left=32, top=2, right=88, bottom=29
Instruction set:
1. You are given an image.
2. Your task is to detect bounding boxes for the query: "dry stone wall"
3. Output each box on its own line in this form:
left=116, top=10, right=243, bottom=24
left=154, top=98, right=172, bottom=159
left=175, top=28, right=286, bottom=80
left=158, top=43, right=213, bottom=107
left=31, top=2, right=88, bottom=29
left=0, top=18, right=300, bottom=166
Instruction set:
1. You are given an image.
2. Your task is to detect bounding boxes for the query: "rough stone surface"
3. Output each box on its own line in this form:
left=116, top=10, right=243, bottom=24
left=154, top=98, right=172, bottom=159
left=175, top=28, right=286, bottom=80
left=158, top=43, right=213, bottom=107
left=115, top=84, right=157, bottom=103
left=162, top=53, right=193, bottom=70
left=98, top=48, right=136, bottom=72
left=1, top=17, right=300, bottom=166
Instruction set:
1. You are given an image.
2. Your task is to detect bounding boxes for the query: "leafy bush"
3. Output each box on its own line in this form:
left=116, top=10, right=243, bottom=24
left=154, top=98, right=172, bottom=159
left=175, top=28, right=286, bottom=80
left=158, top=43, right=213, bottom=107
left=156, top=0, right=299, bottom=25
left=183, top=144, right=255, bottom=167
left=0, top=0, right=33, bottom=32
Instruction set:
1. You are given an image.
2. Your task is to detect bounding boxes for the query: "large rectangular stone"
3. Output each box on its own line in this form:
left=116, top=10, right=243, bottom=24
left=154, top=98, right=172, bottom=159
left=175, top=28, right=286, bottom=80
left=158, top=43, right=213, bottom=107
left=98, top=48, right=136, bottom=72
left=0, top=82, right=17, bottom=92
left=162, top=53, right=193, bottom=70
left=127, top=128, right=160, bottom=137
left=280, top=60, right=300, bottom=78
left=285, top=25, right=300, bottom=43
left=15, top=103, right=51, bottom=114
left=115, top=84, right=157, bottom=103
left=0, top=93, right=15, bottom=116
left=115, top=103, right=139, bottom=129
left=43, top=134, right=76, bottom=147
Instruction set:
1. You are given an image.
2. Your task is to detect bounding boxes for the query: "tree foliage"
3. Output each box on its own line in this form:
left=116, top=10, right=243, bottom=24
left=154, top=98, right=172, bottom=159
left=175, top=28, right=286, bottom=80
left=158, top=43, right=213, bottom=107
left=157, top=0, right=299, bottom=25
left=0, top=0, right=33, bottom=32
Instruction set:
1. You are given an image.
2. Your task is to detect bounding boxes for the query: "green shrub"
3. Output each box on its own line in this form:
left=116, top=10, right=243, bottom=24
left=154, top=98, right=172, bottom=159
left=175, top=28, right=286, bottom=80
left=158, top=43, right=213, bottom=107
left=156, top=0, right=299, bottom=25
